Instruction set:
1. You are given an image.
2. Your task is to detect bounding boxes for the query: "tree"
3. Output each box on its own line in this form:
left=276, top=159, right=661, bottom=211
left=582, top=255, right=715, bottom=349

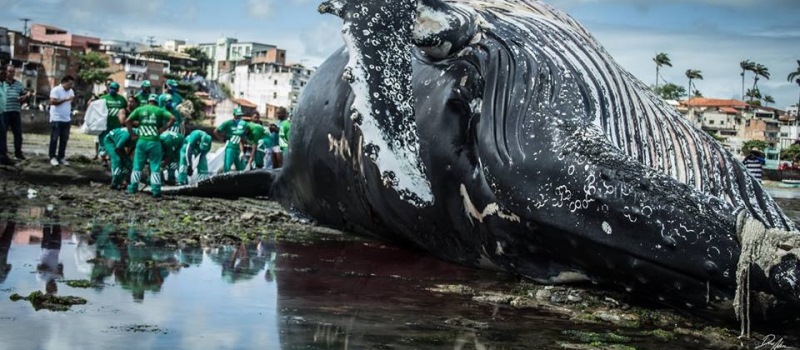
left=653, top=52, right=672, bottom=89
left=685, top=69, right=703, bottom=99
left=763, top=95, right=775, bottom=106
left=693, top=90, right=703, bottom=98
left=742, top=140, right=768, bottom=153
left=740, top=60, right=755, bottom=101
left=751, top=63, right=770, bottom=95
left=781, top=144, right=800, bottom=161
left=74, top=51, right=110, bottom=97
left=654, top=83, right=686, bottom=100
left=184, top=47, right=212, bottom=78
left=745, top=88, right=762, bottom=103
left=788, top=60, right=800, bottom=114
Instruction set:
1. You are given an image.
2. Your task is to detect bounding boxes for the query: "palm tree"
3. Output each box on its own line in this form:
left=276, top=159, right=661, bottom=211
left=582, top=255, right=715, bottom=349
left=685, top=69, right=703, bottom=101
left=763, top=95, right=775, bottom=106
left=751, top=63, right=770, bottom=94
left=745, top=88, right=762, bottom=102
left=788, top=60, right=800, bottom=115
left=653, top=52, right=672, bottom=89
left=740, top=60, right=755, bottom=100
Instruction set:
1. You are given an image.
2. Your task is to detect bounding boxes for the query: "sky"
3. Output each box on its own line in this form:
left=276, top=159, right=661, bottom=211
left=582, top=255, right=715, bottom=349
left=0, top=0, right=798, bottom=108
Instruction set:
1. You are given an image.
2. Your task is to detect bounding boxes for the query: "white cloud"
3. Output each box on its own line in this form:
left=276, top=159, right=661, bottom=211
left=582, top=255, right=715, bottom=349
left=247, top=0, right=274, bottom=19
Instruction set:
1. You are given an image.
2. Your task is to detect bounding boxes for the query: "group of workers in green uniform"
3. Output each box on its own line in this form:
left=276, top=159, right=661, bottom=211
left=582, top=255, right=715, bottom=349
left=92, top=78, right=291, bottom=198
left=214, top=106, right=290, bottom=173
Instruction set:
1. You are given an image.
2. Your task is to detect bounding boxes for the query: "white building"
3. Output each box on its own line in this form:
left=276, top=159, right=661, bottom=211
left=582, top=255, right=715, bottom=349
left=100, top=39, right=149, bottom=54
left=788, top=105, right=799, bottom=118
left=162, top=39, right=185, bottom=52
left=233, top=62, right=313, bottom=116
left=197, top=38, right=277, bottom=80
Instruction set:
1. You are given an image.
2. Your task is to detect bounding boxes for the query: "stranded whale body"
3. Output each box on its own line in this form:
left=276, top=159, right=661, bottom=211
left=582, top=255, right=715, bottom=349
left=168, top=0, right=800, bottom=332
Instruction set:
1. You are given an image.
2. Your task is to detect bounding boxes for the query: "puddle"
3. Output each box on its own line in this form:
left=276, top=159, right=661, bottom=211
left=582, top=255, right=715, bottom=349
left=0, top=210, right=766, bottom=349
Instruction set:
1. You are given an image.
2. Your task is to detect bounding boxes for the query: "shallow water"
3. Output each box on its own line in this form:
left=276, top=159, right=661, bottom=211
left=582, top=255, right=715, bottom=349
left=0, top=215, right=736, bottom=349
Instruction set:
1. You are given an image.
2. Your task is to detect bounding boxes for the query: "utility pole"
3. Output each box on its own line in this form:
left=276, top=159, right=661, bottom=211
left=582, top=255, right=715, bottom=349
left=146, top=36, right=156, bottom=48
left=19, top=18, right=30, bottom=37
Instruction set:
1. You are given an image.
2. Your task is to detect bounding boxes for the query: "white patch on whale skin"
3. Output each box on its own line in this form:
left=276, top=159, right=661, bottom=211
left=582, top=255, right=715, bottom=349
left=328, top=133, right=351, bottom=160
left=340, top=15, right=434, bottom=206
left=602, top=221, right=612, bottom=235
left=495, top=241, right=505, bottom=256
left=460, top=184, right=521, bottom=224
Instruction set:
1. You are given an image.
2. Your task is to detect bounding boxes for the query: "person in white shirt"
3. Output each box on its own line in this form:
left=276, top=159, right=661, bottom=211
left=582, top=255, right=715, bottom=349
left=48, top=75, right=75, bottom=166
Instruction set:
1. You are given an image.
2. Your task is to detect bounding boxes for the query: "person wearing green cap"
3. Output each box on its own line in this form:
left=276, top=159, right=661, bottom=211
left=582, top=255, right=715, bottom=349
left=158, top=79, right=184, bottom=135
left=214, top=107, right=248, bottom=173
left=177, top=130, right=213, bottom=185
left=102, top=127, right=135, bottom=190
left=126, top=94, right=175, bottom=197
left=244, top=121, right=268, bottom=169
left=134, top=80, right=152, bottom=108
left=159, top=130, right=184, bottom=185
left=97, top=82, right=128, bottom=164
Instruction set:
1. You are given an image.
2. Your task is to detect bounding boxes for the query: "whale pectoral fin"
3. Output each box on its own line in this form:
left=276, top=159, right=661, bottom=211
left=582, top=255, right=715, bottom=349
left=163, top=169, right=280, bottom=199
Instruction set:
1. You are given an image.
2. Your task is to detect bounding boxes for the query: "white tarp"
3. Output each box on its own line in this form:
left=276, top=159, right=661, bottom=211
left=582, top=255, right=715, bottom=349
left=80, top=99, right=108, bottom=135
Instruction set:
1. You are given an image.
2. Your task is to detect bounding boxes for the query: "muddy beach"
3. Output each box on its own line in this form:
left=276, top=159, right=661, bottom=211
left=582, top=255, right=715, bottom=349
left=1, top=156, right=799, bottom=349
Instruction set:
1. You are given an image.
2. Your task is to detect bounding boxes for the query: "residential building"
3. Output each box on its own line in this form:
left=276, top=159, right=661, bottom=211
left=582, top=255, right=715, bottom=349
left=787, top=105, right=799, bottom=118
left=100, top=39, right=149, bottom=54
left=197, top=38, right=277, bottom=80
left=232, top=62, right=313, bottom=117
left=30, top=24, right=100, bottom=52
left=5, top=29, right=74, bottom=100
left=106, top=53, right=170, bottom=97
left=162, top=39, right=186, bottom=52
left=0, top=27, right=10, bottom=63
left=743, top=118, right=780, bottom=146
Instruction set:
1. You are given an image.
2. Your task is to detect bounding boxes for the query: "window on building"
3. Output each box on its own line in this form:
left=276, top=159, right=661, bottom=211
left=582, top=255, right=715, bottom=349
left=708, top=120, right=715, bottom=125
left=274, top=80, right=277, bottom=85
left=273, top=92, right=277, bottom=99
left=781, top=132, right=789, bottom=138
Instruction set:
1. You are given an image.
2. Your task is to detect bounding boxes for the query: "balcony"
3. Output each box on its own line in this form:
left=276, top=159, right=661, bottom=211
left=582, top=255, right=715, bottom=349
left=124, top=64, right=147, bottom=74
left=125, top=79, right=143, bottom=89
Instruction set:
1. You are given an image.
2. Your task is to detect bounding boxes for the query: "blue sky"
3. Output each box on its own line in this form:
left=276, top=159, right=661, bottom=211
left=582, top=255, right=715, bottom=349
left=1, top=0, right=799, bottom=108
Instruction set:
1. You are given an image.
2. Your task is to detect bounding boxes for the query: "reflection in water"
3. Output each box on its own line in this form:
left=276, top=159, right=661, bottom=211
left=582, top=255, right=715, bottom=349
left=37, top=206, right=63, bottom=295
left=207, top=239, right=272, bottom=284
left=0, top=204, right=16, bottom=284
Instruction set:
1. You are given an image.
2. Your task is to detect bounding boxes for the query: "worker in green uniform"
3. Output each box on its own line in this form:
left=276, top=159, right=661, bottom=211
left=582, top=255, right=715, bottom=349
left=214, top=107, right=248, bottom=173
left=97, top=82, right=128, bottom=164
left=126, top=94, right=175, bottom=197
left=159, top=130, right=185, bottom=186
left=244, top=122, right=267, bottom=169
left=133, top=80, right=152, bottom=108
left=158, top=80, right=184, bottom=135
left=102, top=127, right=136, bottom=190
left=177, top=130, right=213, bottom=185
left=278, top=108, right=291, bottom=152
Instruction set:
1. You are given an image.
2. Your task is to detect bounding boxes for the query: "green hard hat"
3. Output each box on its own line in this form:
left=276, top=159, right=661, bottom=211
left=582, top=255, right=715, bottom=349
left=166, top=79, right=178, bottom=86
left=108, top=82, right=120, bottom=90
left=148, top=94, right=158, bottom=102
left=141, top=80, right=151, bottom=88
left=233, top=107, right=244, bottom=116
left=199, top=134, right=212, bottom=152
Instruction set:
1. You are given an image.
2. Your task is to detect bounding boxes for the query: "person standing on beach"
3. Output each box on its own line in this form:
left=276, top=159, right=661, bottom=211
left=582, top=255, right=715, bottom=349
left=48, top=76, right=75, bottom=167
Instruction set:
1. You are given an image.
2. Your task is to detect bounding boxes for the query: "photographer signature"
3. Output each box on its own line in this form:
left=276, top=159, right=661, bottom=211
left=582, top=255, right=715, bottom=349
left=757, top=335, right=787, bottom=350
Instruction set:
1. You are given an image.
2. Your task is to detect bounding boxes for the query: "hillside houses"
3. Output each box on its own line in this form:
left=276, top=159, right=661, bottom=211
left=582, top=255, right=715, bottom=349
left=677, top=97, right=790, bottom=155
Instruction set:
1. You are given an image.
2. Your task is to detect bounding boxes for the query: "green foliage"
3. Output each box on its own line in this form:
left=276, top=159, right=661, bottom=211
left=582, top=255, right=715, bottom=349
left=742, top=140, right=768, bottom=153
left=220, top=83, right=233, bottom=98
left=706, top=130, right=726, bottom=143
left=184, top=47, right=211, bottom=77
left=781, top=144, right=800, bottom=161
left=653, top=83, right=687, bottom=100
left=74, top=51, right=110, bottom=94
